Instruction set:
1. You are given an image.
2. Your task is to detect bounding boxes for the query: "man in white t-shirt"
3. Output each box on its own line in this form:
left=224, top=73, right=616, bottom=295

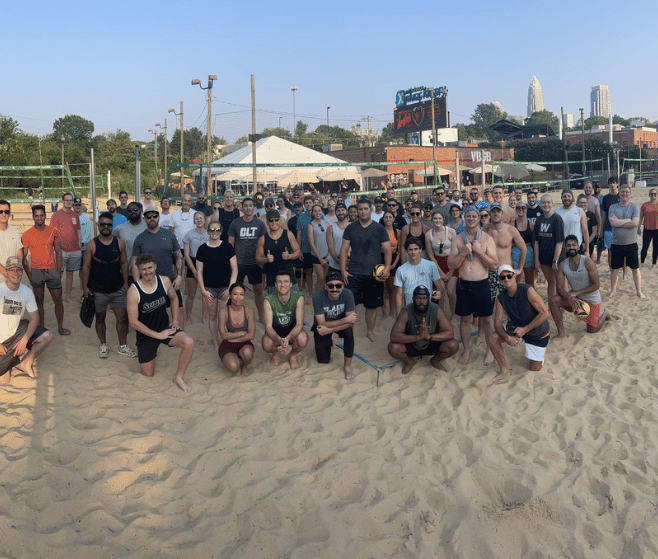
left=394, top=236, right=445, bottom=312
left=0, top=200, right=23, bottom=283
left=0, top=257, right=54, bottom=386
left=169, top=193, right=196, bottom=247
left=555, top=189, right=589, bottom=256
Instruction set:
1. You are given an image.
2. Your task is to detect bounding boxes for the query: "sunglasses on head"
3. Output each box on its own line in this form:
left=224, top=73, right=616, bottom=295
left=499, top=273, right=514, bottom=281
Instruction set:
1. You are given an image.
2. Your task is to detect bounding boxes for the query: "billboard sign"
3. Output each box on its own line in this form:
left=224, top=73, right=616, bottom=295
left=393, top=97, right=448, bottom=136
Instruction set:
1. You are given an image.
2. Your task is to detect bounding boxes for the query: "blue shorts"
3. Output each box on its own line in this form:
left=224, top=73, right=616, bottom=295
left=604, top=231, right=614, bottom=250
left=511, top=246, right=535, bottom=269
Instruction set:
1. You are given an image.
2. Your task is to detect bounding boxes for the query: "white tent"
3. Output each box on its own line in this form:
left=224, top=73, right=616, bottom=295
left=194, top=136, right=362, bottom=191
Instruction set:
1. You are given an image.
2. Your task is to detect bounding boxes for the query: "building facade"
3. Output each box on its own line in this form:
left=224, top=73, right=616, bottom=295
left=591, top=85, right=611, bottom=118
left=527, top=76, right=544, bottom=118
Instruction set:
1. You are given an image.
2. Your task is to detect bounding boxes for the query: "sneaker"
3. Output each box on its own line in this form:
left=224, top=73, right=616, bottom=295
left=99, top=344, right=109, bottom=359
left=117, top=345, right=137, bottom=358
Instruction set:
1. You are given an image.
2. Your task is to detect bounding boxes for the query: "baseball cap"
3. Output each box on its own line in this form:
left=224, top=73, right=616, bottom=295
left=143, top=209, right=159, bottom=216
left=5, top=256, right=22, bottom=270
left=490, top=202, right=503, bottom=211
left=292, top=202, right=303, bottom=208
left=325, top=270, right=342, bottom=284
left=497, top=264, right=515, bottom=277
left=265, top=209, right=280, bottom=220
left=374, top=196, right=384, bottom=203
left=412, top=285, right=430, bottom=297
left=264, top=197, right=275, bottom=207
left=73, top=197, right=82, bottom=204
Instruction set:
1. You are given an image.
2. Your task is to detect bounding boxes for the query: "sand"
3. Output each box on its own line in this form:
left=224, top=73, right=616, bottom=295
left=2, top=190, right=658, bottom=558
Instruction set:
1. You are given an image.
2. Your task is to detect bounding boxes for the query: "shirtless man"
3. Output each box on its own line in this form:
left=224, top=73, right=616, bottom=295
left=486, top=202, right=527, bottom=283
left=492, top=185, right=515, bottom=224
left=448, top=206, right=498, bottom=365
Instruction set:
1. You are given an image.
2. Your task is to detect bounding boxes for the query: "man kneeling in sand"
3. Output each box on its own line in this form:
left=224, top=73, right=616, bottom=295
left=489, top=265, right=550, bottom=384
left=549, top=234, right=610, bottom=337
left=0, top=257, right=54, bottom=386
left=388, top=285, right=458, bottom=375
left=127, top=253, right=194, bottom=392
left=262, top=270, right=307, bottom=368
left=312, top=271, right=357, bottom=381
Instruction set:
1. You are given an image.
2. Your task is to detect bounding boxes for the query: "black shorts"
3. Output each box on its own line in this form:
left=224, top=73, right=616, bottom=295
left=610, top=243, right=639, bottom=270
left=455, top=277, right=494, bottom=317
left=404, top=340, right=443, bottom=358
left=165, top=287, right=184, bottom=309
left=186, top=257, right=197, bottom=278
left=314, top=327, right=354, bottom=363
left=346, top=273, right=383, bottom=309
left=0, top=320, right=48, bottom=375
left=302, top=252, right=313, bottom=270
left=311, top=254, right=328, bottom=266
left=237, top=264, right=263, bottom=285
left=137, top=328, right=182, bottom=364
left=273, top=323, right=295, bottom=338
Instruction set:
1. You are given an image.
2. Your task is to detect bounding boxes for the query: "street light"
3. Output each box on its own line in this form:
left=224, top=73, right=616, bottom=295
left=580, top=107, right=586, bottom=175
left=290, top=86, right=298, bottom=139
left=60, top=135, right=66, bottom=190
left=192, top=75, right=217, bottom=193
left=148, top=128, right=158, bottom=183
left=169, top=102, right=184, bottom=189
left=327, top=106, right=330, bottom=127
left=278, top=116, right=282, bottom=129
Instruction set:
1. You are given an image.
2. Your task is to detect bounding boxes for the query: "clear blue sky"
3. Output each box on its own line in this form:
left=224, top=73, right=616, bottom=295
left=3, top=0, right=657, bottom=144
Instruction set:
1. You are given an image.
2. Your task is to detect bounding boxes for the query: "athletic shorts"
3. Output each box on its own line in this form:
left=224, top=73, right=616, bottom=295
left=302, top=252, right=313, bottom=269
left=186, top=257, right=197, bottom=278
left=404, top=340, right=443, bottom=358
left=62, top=250, right=82, bottom=272
left=0, top=320, right=49, bottom=375
left=164, top=288, right=184, bottom=309
left=94, top=287, right=127, bottom=313
left=273, top=323, right=295, bottom=339
left=314, top=327, right=354, bottom=363
left=311, top=254, right=328, bottom=266
left=207, top=286, right=228, bottom=299
left=218, top=340, right=254, bottom=360
left=525, top=342, right=547, bottom=363
left=565, top=300, right=601, bottom=328
left=512, top=246, right=535, bottom=269
left=30, top=268, right=62, bottom=290
left=610, top=243, right=639, bottom=270
left=237, top=264, right=263, bottom=285
left=345, top=273, right=383, bottom=309
left=604, top=231, right=614, bottom=250
left=137, top=328, right=182, bottom=364
left=488, top=270, right=503, bottom=301
left=455, top=277, right=493, bottom=317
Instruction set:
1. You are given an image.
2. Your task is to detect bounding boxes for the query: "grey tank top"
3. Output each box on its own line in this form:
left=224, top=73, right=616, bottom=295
left=563, top=257, right=601, bottom=304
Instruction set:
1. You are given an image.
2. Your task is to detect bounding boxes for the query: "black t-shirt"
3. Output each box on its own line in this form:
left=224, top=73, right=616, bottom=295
left=195, top=241, right=236, bottom=289
left=585, top=210, right=596, bottom=237
left=532, top=213, right=564, bottom=265
left=526, top=204, right=543, bottom=225
left=343, top=220, right=388, bottom=275
left=601, top=193, right=620, bottom=232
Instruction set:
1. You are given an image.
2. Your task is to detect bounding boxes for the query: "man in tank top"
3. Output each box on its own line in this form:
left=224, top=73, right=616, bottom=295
left=127, top=253, right=194, bottom=392
left=488, top=265, right=551, bottom=384
left=256, top=209, right=301, bottom=295
left=549, top=235, right=610, bottom=337
left=81, top=212, right=136, bottom=360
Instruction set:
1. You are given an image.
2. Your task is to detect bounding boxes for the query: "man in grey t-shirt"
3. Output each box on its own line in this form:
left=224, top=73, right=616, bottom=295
left=608, top=185, right=644, bottom=298
left=227, top=197, right=267, bottom=320
left=113, top=202, right=146, bottom=283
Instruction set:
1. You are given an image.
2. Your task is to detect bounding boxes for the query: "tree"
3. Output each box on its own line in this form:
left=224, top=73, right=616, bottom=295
left=261, top=127, right=292, bottom=141
left=52, top=114, right=95, bottom=148
left=471, top=103, right=507, bottom=142
left=294, top=120, right=308, bottom=139
left=526, top=110, right=559, bottom=133
left=235, top=135, right=249, bottom=144
left=169, top=127, right=206, bottom=163
left=583, top=116, right=608, bottom=128
left=612, top=114, right=630, bottom=127
left=0, top=115, right=20, bottom=144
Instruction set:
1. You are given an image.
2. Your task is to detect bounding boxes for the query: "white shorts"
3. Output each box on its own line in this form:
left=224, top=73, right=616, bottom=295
left=525, top=342, right=546, bottom=363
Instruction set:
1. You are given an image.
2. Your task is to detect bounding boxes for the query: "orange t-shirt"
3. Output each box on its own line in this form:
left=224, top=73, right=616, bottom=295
left=22, top=226, right=60, bottom=270
left=641, top=202, right=658, bottom=230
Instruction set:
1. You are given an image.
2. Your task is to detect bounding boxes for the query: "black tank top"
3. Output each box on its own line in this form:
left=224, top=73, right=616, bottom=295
left=263, top=231, right=297, bottom=287
left=515, top=219, right=533, bottom=245
left=133, top=275, right=169, bottom=343
left=218, top=208, right=240, bottom=242
left=89, top=236, right=123, bottom=293
left=407, top=224, right=426, bottom=252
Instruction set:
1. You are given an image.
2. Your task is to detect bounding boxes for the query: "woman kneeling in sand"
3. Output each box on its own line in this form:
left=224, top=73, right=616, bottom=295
left=217, top=283, right=256, bottom=374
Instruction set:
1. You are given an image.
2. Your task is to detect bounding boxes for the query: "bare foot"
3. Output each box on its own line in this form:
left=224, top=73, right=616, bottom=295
left=289, top=354, right=300, bottom=369
left=367, top=331, right=376, bottom=343
left=269, top=353, right=280, bottom=366
left=603, top=309, right=611, bottom=321
left=0, top=372, right=11, bottom=386
left=483, top=351, right=494, bottom=367
left=429, top=356, right=447, bottom=372
left=174, top=376, right=190, bottom=392
left=186, top=317, right=193, bottom=325
left=401, top=360, right=417, bottom=375
left=638, top=291, right=646, bottom=299
left=240, top=364, right=248, bottom=375
left=608, top=291, right=616, bottom=298
left=14, top=361, right=37, bottom=378
left=58, top=327, right=71, bottom=336
left=458, top=351, right=471, bottom=365
left=554, top=331, right=569, bottom=339
left=492, top=371, right=510, bottom=384
left=64, top=297, right=74, bottom=304
left=474, top=334, right=484, bottom=347
left=343, top=365, right=354, bottom=381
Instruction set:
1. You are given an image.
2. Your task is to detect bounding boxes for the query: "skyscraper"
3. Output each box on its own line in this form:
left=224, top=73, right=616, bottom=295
left=591, top=85, right=611, bottom=117
left=527, top=76, right=544, bottom=117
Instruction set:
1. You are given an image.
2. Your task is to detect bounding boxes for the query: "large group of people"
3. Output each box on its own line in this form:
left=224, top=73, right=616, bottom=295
left=0, top=176, right=651, bottom=390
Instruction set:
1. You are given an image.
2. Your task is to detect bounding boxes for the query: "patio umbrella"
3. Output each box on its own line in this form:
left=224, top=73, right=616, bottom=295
left=469, top=164, right=495, bottom=174
left=317, top=167, right=361, bottom=182
left=496, top=162, right=529, bottom=180
left=526, top=163, right=546, bottom=172
left=360, top=168, right=389, bottom=178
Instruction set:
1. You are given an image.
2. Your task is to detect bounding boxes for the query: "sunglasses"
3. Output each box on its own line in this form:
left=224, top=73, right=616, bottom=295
left=0, top=210, right=10, bottom=215
left=268, top=218, right=280, bottom=222
left=99, top=222, right=113, bottom=228
left=144, top=191, right=152, bottom=195
left=410, top=212, right=421, bottom=216
left=128, top=208, right=140, bottom=213
left=517, top=206, right=527, bottom=210
left=499, top=273, right=514, bottom=281
left=327, top=283, right=343, bottom=289
left=145, top=214, right=158, bottom=219
left=388, top=203, right=397, bottom=207
left=208, top=228, right=221, bottom=233
left=213, top=206, right=221, bottom=210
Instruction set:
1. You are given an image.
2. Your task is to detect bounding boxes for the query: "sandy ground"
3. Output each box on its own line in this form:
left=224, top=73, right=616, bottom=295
left=2, top=189, right=658, bottom=558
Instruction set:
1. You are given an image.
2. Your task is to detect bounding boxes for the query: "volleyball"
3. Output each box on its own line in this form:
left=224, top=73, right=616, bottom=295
left=573, top=300, right=591, bottom=318
left=372, top=264, right=386, bottom=282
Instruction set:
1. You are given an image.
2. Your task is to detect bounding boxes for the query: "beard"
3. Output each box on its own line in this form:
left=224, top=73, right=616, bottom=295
left=566, top=249, right=578, bottom=257
left=413, top=302, right=428, bottom=315
left=128, top=214, right=141, bottom=223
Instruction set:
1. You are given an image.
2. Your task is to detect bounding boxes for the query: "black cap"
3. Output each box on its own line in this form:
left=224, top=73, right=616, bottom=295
left=374, top=196, right=384, bottom=203
left=266, top=209, right=280, bottom=220
left=413, top=285, right=430, bottom=297
left=292, top=202, right=303, bottom=208
left=325, top=270, right=342, bottom=284
left=73, top=197, right=82, bottom=204
left=490, top=202, right=503, bottom=211
left=335, top=202, right=347, bottom=210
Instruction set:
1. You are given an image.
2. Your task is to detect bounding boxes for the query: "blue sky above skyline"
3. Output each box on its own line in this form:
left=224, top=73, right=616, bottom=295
left=3, top=0, right=657, bottom=144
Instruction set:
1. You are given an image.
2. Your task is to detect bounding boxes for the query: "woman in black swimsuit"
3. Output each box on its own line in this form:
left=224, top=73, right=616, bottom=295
left=217, top=283, right=256, bottom=374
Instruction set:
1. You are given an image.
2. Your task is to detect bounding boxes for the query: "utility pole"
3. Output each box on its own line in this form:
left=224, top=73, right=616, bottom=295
left=149, top=129, right=158, bottom=184
left=168, top=103, right=185, bottom=192
left=429, top=88, right=437, bottom=184
left=561, top=107, right=569, bottom=187
left=251, top=74, right=257, bottom=195
left=326, top=106, right=330, bottom=127
left=580, top=107, right=586, bottom=175
left=291, top=86, right=298, bottom=139
left=192, top=75, right=217, bottom=193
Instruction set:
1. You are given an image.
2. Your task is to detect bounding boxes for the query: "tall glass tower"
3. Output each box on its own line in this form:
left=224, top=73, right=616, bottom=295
left=527, top=76, right=544, bottom=118
left=590, top=85, right=611, bottom=117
